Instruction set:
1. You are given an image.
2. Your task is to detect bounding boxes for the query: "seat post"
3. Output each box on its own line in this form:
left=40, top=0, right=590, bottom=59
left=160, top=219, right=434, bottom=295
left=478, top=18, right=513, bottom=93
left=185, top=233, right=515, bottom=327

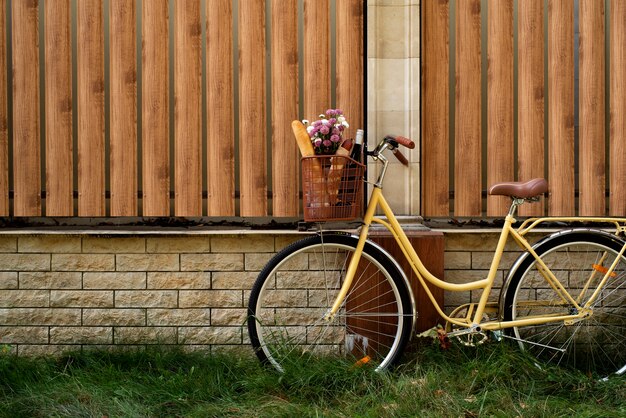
left=508, top=198, right=526, bottom=217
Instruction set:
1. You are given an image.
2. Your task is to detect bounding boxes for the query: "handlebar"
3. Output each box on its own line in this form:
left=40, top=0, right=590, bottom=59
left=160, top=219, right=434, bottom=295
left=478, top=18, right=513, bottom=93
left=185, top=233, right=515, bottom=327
left=366, top=134, right=414, bottom=186
left=386, top=135, right=415, bottom=149
left=368, top=135, right=414, bottom=166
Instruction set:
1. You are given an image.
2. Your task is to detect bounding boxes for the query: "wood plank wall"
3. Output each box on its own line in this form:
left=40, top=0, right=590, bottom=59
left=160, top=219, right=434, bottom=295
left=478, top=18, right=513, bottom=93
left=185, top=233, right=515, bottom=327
left=12, top=0, right=41, bottom=216
left=0, top=0, right=362, bottom=218
left=422, top=0, right=626, bottom=217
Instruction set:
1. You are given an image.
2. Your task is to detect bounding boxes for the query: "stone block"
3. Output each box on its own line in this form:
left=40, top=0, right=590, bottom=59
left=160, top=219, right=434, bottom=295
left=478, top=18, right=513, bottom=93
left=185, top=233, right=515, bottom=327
left=0, top=308, right=81, bottom=326
left=146, top=237, right=210, bottom=253
left=0, top=326, right=48, bottom=344
left=115, top=290, right=178, bottom=308
left=52, top=254, right=115, bottom=272
left=211, top=272, right=257, bottom=289
left=83, top=272, right=147, bottom=289
left=177, top=326, right=242, bottom=344
left=211, top=308, right=247, bottom=326
left=179, top=290, right=242, bottom=308
left=82, top=309, right=146, bottom=326
left=244, top=253, right=273, bottom=271
left=19, top=272, right=82, bottom=289
left=443, top=290, right=471, bottom=312
left=180, top=253, right=243, bottom=272
left=211, top=236, right=275, bottom=253
left=147, top=272, right=211, bottom=289
left=0, top=254, right=50, bottom=271
left=116, top=254, right=179, bottom=272
left=471, top=251, right=519, bottom=271
left=114, top=326, right=177, bottom=344
left=147, top=309, right=211, bottom=326
left=274, top=235, right=307, bottom=251
left=18, top=236, right=81, bottom=253
left=50, top=326, right=112, bottom=344
left=82, top=237, right=146, bottom=253
left=444, top=251, right=472, bottom=270
left=0, top=237, right=17, bottom=252
left=50, top=291, right=114, bottom=308
left=0, top=290, right=49, bottom=307
left=0, top=272, right=17, bottom=289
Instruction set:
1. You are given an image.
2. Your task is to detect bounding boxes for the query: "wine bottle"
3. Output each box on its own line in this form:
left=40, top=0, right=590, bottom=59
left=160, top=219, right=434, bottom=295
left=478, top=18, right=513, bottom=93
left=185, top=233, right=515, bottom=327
left=349, top=129, right=364, bottom=163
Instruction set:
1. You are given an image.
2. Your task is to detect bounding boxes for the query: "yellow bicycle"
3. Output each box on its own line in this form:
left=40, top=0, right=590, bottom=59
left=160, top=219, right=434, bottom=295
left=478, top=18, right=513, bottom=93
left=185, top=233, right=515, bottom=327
left=247, top=134, right=625, bottom=379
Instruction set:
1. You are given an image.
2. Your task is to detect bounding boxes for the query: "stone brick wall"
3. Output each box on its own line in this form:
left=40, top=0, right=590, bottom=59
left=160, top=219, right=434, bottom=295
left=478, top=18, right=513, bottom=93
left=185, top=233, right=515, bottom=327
left=0, top=232, right=303, bottom=356
left=0, top=229, right=547, bottom=356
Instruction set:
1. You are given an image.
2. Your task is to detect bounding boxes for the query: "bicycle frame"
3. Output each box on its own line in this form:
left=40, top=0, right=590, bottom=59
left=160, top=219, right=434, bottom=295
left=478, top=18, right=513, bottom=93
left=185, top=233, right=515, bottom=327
left=325, top=185, right=626, bottom=333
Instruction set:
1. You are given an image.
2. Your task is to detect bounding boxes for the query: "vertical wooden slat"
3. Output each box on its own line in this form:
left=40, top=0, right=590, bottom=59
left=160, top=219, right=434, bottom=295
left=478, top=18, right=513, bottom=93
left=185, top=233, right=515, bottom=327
left=174, top=0, right=202, bottom=216
left=207, top=0, right=234, bottom=216
left=609, top=0, right=626, bottom=216
left=303, top=0, right=330, bottom=119
left=0, top=0, right=8, bottom=215
left=455, top=0, right=482, bottom=216
left=110, top=0, right=137, bottom=216
left=12, top=0, right=41, bottom=216
left=142, top=0, right=170, bottom=216
left=238, top=0, right=267, bottom=216
left=517, top=0, right=545, bottom=217
left=77, top=0, right=105, bottom=216
left=336, top=0, right=364, bottom=138
left=45, top=0, right=73, bottom=216
left=271, top=0, right=299, bottom=216
left=421, top=0, right=449, bottom=217
left=579, top=0, right=605, bottom=216
left=486, top=0, right=514, bottom=217
left=547, top=0, right=575, bottom=216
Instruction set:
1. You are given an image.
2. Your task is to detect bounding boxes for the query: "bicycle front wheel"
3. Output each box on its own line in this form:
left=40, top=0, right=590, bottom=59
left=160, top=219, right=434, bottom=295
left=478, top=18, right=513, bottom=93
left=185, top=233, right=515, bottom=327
left=247, top=233, right=414, bottom=373
left=503, top=230, right=626, bottom=378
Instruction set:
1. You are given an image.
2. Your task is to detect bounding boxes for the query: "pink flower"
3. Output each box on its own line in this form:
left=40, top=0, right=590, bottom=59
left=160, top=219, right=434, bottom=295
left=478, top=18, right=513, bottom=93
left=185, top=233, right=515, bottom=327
left=330, top=134, right=340, bottom=142
left=320, top=125, right=330, bottom=135
left=323, top=139, right=332, bottom=147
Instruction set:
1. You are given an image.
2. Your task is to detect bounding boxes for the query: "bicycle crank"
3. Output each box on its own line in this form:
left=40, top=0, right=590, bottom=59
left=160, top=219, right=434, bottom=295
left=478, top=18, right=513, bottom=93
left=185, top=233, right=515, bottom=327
left=446, top=325, right=489, bottom=347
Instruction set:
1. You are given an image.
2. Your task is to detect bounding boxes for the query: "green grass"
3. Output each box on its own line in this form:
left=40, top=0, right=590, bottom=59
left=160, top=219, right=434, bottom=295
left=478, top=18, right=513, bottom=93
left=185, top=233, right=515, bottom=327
left=1, top=341, right=624, bottom=417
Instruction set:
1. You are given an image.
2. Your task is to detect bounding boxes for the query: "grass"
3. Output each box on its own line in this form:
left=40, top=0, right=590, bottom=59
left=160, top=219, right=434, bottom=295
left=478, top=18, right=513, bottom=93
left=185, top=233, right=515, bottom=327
left=1, top=341, right=624, bottom=417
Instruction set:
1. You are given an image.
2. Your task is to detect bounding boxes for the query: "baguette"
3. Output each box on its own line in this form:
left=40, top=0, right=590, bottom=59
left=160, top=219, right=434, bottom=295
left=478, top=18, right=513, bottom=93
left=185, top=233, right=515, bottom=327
left=292, top=120, right=315, bottom=157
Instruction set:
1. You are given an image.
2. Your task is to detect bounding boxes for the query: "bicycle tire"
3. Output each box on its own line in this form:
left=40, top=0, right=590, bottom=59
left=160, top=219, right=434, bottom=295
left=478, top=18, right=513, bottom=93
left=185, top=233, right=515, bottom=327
left=247, top=233, right=414, bottom=373
left=502, top=230, right=626, bottom=378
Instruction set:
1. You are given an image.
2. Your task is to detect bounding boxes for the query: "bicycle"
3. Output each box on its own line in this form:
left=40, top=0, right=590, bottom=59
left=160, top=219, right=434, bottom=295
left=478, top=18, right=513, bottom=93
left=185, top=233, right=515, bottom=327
left=247, top=132, right=626, bottom=380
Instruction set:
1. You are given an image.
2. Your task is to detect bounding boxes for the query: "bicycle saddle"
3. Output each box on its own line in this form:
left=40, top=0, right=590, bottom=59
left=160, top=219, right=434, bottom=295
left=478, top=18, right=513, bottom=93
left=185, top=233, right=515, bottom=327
left=488, top=178, right=548, bottom=199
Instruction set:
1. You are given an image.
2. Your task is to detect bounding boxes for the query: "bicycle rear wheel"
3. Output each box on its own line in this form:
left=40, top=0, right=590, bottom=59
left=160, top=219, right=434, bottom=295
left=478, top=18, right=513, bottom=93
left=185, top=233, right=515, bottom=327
left=503, top=230, right=626, bottom=378
left=247, top=233, right=414, bottom=373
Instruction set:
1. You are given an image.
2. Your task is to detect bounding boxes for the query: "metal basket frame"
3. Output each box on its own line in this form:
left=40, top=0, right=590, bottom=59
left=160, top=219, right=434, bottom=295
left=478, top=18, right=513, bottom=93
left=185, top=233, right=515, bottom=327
left=301, top=155, right=366, bottom=222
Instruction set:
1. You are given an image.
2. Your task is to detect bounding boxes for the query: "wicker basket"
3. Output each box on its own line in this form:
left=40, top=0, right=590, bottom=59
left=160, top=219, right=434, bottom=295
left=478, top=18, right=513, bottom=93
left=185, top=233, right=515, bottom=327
left=301, top=155, right=366, bottom=222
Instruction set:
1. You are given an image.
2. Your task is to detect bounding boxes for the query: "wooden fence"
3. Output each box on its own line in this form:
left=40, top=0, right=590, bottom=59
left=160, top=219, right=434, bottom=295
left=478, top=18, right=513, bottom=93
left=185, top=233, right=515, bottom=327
left=0, top=0, right=363, bottom=218
left=422, top=0, right=626, bottom=217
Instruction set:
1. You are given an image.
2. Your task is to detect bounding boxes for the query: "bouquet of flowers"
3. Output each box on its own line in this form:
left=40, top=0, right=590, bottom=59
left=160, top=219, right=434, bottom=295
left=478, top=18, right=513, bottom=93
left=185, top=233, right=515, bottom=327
left=303, top=109, right=349, bottom=155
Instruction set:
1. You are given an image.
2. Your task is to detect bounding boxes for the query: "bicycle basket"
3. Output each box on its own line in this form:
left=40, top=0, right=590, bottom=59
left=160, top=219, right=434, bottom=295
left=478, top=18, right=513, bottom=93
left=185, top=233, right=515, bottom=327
left=301, top=155, right=366, bottom=222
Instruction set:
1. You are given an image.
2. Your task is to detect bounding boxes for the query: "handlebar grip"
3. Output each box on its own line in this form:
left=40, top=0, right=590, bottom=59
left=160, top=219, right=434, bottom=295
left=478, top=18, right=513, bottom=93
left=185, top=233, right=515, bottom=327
left=393, top=135, right=415, bottom=149
left=392, top=149, right=409, bottom=166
